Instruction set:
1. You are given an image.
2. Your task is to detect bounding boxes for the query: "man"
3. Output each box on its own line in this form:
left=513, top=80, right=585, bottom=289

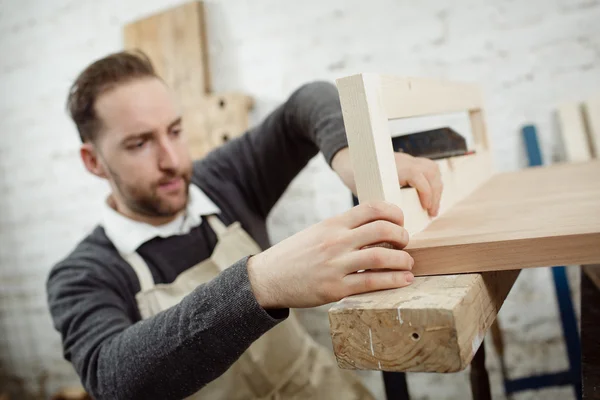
left=46, top=51, right=442, bottom=400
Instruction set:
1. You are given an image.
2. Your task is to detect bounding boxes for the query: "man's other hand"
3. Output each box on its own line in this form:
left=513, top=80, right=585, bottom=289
left=331, top=147, right=443, bottom=217
left=247, top=201, right=413, bottom=309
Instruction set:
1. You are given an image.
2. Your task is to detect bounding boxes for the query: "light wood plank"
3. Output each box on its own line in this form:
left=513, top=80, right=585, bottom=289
left=336, top=73, right=402, bottom=207
left=583, top=95, right=600, bottom=158
left=469, top=109, right=489, bottom=150
left=378, top=74, right=483, bottom=120
left=399, top=147, right=493, bottom=234
left=557, top=103, right=592, bottom=162
left=407, top=160, right=600, bottom=276
left=123, top=1, right=211, bottom=103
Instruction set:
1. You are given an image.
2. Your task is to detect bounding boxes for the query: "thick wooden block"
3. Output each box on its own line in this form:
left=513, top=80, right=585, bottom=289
left=329, top=270, right=520, bottom=372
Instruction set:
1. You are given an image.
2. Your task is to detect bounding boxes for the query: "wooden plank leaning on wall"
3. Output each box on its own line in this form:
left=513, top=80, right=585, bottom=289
left=123, top=1, right=254, bottom=159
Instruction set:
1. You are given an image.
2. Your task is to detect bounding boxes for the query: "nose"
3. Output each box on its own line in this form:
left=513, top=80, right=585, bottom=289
left=157, top=137, right=180, bottom=171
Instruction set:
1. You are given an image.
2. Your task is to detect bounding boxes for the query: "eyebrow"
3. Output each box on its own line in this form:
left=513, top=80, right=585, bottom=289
left=121, top=117, right=183, bottom=145
left=168, top=117, right=182, bottom=131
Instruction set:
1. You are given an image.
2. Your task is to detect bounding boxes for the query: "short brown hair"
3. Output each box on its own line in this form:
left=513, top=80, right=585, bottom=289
left=66, top=50, right=159, bottom=143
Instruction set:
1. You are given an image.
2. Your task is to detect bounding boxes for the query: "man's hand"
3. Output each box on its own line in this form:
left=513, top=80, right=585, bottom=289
left=247, top=201, right=414, bottom=309
left=331, top=147, right=443, bottom=217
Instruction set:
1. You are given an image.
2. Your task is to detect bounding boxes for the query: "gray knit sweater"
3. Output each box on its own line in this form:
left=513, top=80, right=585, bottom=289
left=46, top=81, right=349, bottom=400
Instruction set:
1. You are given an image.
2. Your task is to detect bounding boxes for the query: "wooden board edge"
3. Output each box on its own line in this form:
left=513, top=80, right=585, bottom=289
left=408, top=232, right=600, bottom=276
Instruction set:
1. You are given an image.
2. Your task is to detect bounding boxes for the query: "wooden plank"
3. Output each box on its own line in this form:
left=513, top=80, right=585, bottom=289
left=329, top=270, right=520, bottom=372
left=557, top=103, right=592, bottom=162
left=398, top=147, right=493, bottom=235
left=123, top=1, right=211, bottom=103
left=336, top=73, right=402, bottom=207
left=469, top=109, right=489, bottom=151
left=378, top=74, right=483, bottom=120
left=583, top=95, right=600, bottom=159
left=407, top=160, right=600, bottom=276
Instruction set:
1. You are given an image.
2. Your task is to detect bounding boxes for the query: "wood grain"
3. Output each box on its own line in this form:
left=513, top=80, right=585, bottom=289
left=329, top=270, right=520, bottom=372
left=407, top=160, right=600, bottom=276
left=583, top=95, right=600, bottom=159
left=336, top=73, right=403, bottom=207
left=557, top=102, right=592, bottom=162
left=123, top=1, right=211, bottom=101
left=378, top=74, right=483, bottom=120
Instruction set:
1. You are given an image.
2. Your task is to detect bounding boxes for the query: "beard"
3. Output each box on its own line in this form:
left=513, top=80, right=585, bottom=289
left=108, top=165, right=192, bottom=218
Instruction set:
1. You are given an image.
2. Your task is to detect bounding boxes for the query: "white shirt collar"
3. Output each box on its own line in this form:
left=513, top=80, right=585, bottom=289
left=101, top=183, right=220, bottom=255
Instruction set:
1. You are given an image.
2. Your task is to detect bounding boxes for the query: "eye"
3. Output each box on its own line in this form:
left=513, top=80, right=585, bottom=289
left=171, top=128, right=182, bottom=138
left=127, top=139, right=146, bottom=150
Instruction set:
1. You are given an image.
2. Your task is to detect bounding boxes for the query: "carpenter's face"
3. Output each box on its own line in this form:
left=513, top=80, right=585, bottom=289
left=93, top=77, right=192, bottom=218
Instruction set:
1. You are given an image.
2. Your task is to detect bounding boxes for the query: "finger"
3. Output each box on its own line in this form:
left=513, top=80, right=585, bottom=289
left=343, top=270, right=414, bottom=295
left=342, top=201, right=404, bottom=229
left=406, top=172, right=433, bottom=212
left=339, top=247, right=414, bottom=273
left=430, top=173, right=443, bottom=216
left=421, top=161, right=443, bottom=216
left=350, top=220, right=410, bottom=250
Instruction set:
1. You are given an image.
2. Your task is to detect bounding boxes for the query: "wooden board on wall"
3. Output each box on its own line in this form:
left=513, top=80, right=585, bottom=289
left=123, top=1, right=211, bottom=103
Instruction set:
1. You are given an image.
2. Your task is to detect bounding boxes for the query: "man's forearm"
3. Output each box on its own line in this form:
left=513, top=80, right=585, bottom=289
left=66, top=260, right=286, bottom=400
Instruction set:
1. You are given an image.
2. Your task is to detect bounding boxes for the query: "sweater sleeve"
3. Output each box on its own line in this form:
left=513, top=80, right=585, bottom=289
left=194, top=81, right=349, bottom=219
left=46, top=253, right=286, bottom=400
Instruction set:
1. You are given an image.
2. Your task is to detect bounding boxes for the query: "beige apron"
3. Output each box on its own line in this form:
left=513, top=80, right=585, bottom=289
left=122, top=214, right=375, bottom=400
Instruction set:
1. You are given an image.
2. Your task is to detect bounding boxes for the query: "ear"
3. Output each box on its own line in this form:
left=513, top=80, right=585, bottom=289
left=80, top=142, right=108, bottom=179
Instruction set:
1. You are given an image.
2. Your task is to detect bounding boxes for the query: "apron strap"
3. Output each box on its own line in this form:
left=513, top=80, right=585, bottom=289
left=121, top=252, right=155, bottom=292
left=206, top=214, right=228, bottom=238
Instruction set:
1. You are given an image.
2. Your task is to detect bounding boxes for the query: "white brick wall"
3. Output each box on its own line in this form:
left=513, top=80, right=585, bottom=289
left=1, top=0, right=598, bottom=398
